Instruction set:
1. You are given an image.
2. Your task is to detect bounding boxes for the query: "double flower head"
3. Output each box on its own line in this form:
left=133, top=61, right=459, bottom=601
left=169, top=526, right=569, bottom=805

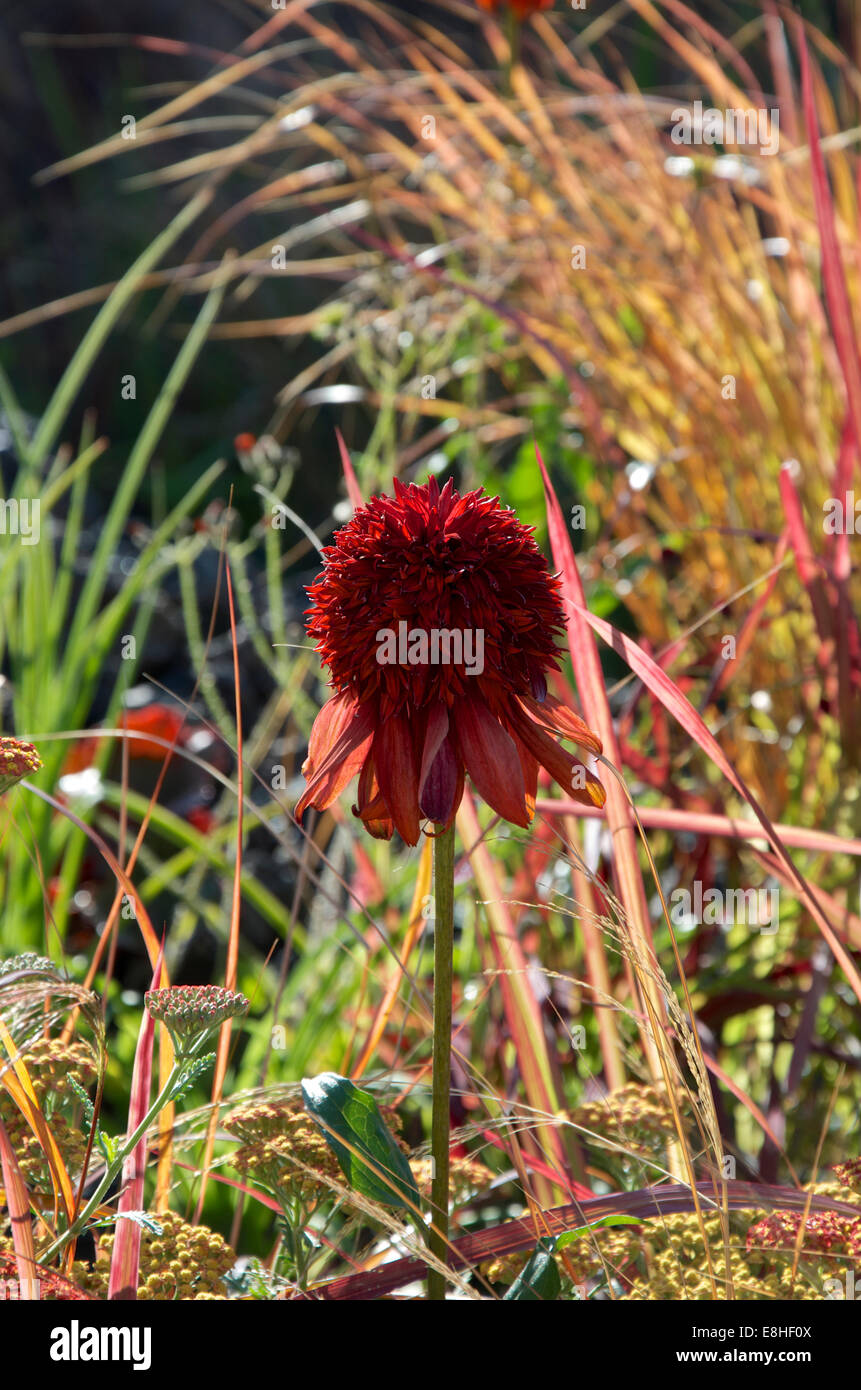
left=297, top=477, right=605, bottom=844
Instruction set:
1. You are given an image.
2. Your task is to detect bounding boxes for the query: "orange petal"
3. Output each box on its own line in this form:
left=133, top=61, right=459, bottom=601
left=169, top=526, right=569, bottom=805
left=510, top=729, right=539, bottom=820
left=516, top=693, right=602, bottom=754
left=453, top=696, right=531, bottom=828
left=353, top=757, right=395, bottom=840
left=374, top=715, right=421, bottom=845
left=303, top=691, right=362, bottom=776
left=513, top=709, right=605, bottom=809
left=296, top=701, right=374, bottom=817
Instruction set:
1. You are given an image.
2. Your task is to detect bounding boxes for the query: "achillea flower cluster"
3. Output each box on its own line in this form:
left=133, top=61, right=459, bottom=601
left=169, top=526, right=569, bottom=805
left=298, top=477, right=604, bottom=844
left=0, top=1251, right=91, bottom=1301
left=746, top=1182, right=861, bottom=1269
left=626, top=1188, right=861, bottom=1301
left=1, top=1107, right=86, bottom=1191
left=482, top=1225, right=637, bottom=1291
left=832, top=1158, right=861, bottom=1194
left=483, top=1183, right=861, bottom=1299
left=68, top=1211, right=235, bottom=1301
left=569, top=1082, right=681, bottom=1155
left=0, top=737, right=41, bottom=796
left=13, top=1036, right=98, bottom=1101
left=227, top=1100, right=342, bottom=1203
left=623, top=1212, right=792, bottom=1301
left=0, top=952, right=59, bottom=979
left=0, top=1038, right=98, bottom=1188
left=145, top=985, right=249, bottom=1042
left=410, top=1155, right=493, bottom=1204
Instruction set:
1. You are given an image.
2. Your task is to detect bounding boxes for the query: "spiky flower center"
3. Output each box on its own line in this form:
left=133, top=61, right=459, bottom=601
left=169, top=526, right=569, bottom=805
left=307, top=478, right=566, bottom=719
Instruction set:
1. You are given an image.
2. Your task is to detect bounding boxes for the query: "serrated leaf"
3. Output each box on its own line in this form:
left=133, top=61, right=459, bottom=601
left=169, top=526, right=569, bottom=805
left=171, top=1053, right=216, bottom=1103
left=93, top=1211, right=163, bottom=1235
left=301, top=1072, right=420, bottom=1213
left=67, top=1074, right=96, bottom=1138
left=99, top=1133, right=121, bottom=1166
left=503, top=1238, right=561, bottom=1301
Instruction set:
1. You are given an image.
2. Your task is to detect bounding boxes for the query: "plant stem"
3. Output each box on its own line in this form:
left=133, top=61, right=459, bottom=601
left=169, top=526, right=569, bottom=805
left=504, top=9, right=522, bottom=100
left=40, top=1032, right=214, bottom=1265
left=427, top=820, right=455, bottom=1301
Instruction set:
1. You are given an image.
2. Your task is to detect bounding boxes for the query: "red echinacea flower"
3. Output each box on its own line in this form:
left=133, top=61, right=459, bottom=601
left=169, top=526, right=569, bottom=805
left=297, top=477, right=605, bottom=846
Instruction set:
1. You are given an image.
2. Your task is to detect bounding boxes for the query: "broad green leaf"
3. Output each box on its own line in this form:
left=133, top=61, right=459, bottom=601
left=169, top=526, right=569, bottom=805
left=556, top=1214, right=641, bottom=1250
left=503, top=1238, right=561, bottom=1301
left=301, top=1073, right=420, bottom=1213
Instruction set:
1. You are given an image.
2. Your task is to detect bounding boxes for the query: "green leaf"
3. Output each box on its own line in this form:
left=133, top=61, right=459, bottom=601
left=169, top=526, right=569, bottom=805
left=171, top=1053, right=216, bottom=1102
left=95, top=1132, right=121, bottom=1166
left=555, top=1214, right=641, bottom=1250
left=503, top=1238, right=561, bottom=1301
left=66, top=1074, right=96, bottom=1139
left=301, top=1073, right=420, bottom=1213
left=91, top=1211, right=164, bottom=1235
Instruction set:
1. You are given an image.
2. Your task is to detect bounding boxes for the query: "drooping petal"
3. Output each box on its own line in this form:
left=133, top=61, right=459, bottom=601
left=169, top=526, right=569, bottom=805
left=374, top=714, right=421, bottom=845
left=452, top=696, right=531, bottom=827
left=355, top=754, right=379, bottom=813
left=418, top=703, right=461, bottom=823
left=418, top=704, right=449, bottom=796
left=353, top=755, right=394, bottom=840
left=530, top=669, right=548, bottom=702
left=296, top=700, right=375, bottom=817
left=510, top=728, right=539, bottom=820
left=419, top=735, right=461, bottom=824
left=302, top=690, right=363, bottom=775
left=512, top=709, right=605, bottom=808
left=516, top=692, right=603, bottom=754
left=361, top=810, right=395, bottom=840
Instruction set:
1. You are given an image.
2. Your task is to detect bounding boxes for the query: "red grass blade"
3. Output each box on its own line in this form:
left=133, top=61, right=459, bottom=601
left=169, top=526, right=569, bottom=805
left=195, top=560, right=245, bottom=1221
left=534, top=798, right=861, bottom=859
left=479, top=1128, right=593, bottom=1202
left=537, top=445, right=662, bottom=1075
left=335, top=427, right=364, bottom=511
left=108, top=951, right=159, bottom=1299
left=778, top=461, right=832, bottom=642
left=569, top=604, right=861, bottom=1002
left=797, top=21, right=861, bottom=463
left=0, top=1115, right=40, bottom=1298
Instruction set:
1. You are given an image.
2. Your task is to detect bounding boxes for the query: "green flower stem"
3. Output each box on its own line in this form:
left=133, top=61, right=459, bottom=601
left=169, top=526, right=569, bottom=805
left=41, top=1031, right=215, bottom=1265
left=279, top=1190, right=313, bottom=1292
left=504, top=7, right=522, bottom=101
left=427, top=820, right=455, bottom=1301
